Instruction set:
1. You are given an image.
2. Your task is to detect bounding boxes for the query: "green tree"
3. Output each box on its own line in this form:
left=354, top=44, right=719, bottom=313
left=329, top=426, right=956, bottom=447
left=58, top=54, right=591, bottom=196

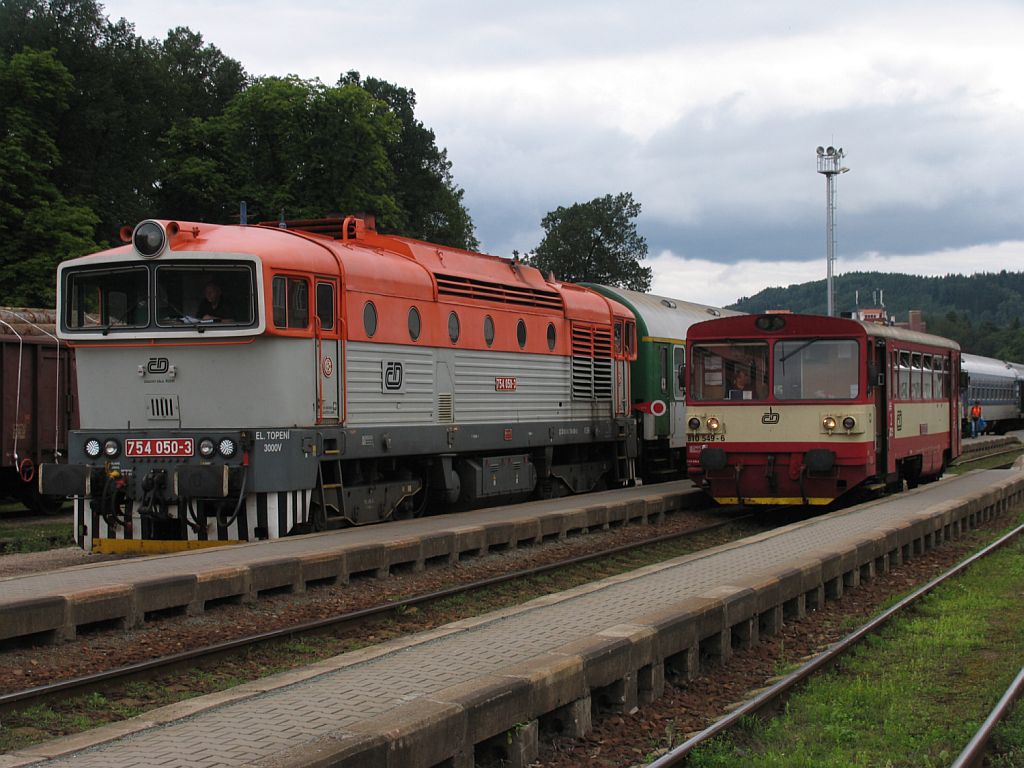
left=340, top=71, right=478, bottom=250
left=527, top=192, right=651, bottom=291
left=0, top=1, right=245, bottom=239
left=0, top=48, right=98, bottom=304
left=158, top=76, right=401, bottom=225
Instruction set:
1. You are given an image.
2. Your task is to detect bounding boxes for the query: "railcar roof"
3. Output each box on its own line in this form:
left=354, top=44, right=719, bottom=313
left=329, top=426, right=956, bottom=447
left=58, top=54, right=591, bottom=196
left=687, top=313, right=960, bottom=351
left=962, top=352, right=1018, bottom=378
left=582, top=285, right=741, bottom=341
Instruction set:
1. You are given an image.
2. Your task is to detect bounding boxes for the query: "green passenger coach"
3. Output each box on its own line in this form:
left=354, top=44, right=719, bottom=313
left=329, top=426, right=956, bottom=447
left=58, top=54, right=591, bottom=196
left=584, top=285, right=740, bottom=480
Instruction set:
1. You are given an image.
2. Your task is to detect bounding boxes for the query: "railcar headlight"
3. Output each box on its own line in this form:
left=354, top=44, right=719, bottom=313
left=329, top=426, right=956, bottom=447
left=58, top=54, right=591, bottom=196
left=842, top=416, right=856, bottom=430
left=706, top=417, right=721, bottom=431
left=822, top=416, right=837, bottom=432
left=688, top=417, right=702, bottom=431
left=103, top=439, right=120, bottom=457
left=84, top=439, right=101, bottom=458
left=218, top=438, right=237, bottom=458
left=199, top=438, right=216, bottom=457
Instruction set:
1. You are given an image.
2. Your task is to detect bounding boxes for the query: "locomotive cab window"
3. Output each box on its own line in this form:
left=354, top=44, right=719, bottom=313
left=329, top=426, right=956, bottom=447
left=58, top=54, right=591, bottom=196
left=272, top=276, right=309, bottom=329
left=689, top=342, right=768, bottom=401
left=315, top=282, right=335, bottom=331
left=65, top=266, right=150, bottom=330
left=774, top=339, right=859, bottom=400
left=156, top=264, right=255, bottom=327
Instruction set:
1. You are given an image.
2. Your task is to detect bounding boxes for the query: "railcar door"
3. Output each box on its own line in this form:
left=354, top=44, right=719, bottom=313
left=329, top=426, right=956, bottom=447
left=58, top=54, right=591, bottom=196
left=314, top=279, right=340, bottom=424
left=874, top=340, right=889, bottom=479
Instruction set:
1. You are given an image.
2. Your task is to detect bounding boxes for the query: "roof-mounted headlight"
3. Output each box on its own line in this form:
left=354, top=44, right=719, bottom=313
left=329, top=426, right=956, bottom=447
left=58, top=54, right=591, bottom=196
left=131, top=220, right=177, bottom=258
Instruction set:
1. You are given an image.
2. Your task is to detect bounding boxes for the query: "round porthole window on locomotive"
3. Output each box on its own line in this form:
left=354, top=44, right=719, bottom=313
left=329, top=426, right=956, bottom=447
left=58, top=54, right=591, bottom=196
left=448, top=311, right=460, bottom=343
left=408, top=306, right=421, bottom=341
left=547, top=323, right=556, bottom=350
left=484, top=315, right=495, bottom=347
left=363, top=301, right=378, bottom=337
left=517, top=319, right=527, bottom=349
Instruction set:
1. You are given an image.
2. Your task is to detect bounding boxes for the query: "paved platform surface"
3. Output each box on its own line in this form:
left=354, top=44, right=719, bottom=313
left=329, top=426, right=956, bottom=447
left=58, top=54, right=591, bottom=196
left=4, top=468, right=1021, bottom=768
left=0, top=482, right=702, bottom=642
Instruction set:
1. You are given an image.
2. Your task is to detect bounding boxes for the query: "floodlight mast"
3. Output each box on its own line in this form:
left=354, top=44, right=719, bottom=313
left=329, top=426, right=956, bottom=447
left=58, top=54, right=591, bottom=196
left=816, top=145, right=849, bottom=316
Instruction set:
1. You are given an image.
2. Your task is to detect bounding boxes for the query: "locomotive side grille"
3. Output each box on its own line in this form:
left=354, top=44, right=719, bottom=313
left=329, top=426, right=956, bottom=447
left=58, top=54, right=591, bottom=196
left=146, top=395, right=179, bottom=420
left=571, top=324, right=613, bottom=400
left=436, top=274, right=564, bottom=311
left=437, top=393, right=454, bottom=422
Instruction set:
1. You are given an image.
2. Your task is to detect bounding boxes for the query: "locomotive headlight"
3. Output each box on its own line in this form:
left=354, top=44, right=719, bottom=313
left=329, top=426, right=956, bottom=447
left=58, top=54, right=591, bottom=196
left=688, top=417, right=702, bottom=431
left=706, top=417, right=721, bottom=431
left=822, top=416, right=837, bottom=432
left=132, top=220, right=166, bottom=258
left=842, top=416, right=856, bottom=431
left=84, top=439, right=101, bottom=458
left=217, top=438, right=237, bottom=458
left=103, top=439, right=121, bottom=457
left=199, top=438, right=216, bottom=458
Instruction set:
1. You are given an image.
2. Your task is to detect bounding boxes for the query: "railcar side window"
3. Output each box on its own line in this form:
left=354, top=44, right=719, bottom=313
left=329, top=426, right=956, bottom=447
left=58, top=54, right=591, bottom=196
left=66, top=267, right=149, bottom=329
left=922, top=355, right=933, bottom=399
left=272, top=276, right=310, bottom=329
left=689, top=343, right=768, bottom=401
left=155, top=264, right=255, bottom=327
left=898, top=352, right=911, bottom=400
left=316, top=283, right=335, bottom=331
left=911, top=353, right=923, bottom=400
left=773, top=339, right=859, bottom=400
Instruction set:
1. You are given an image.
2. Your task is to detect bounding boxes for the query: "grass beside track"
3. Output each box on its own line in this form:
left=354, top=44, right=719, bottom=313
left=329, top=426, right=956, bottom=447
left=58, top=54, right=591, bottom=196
left=0, top=520, right=74, bottom=553
left=686, top=510, right=1024, bottom=768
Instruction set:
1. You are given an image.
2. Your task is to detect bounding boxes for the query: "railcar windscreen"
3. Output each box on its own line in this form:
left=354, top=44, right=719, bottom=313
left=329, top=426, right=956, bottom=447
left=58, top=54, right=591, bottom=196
left=66, top=266, right=149, bottom=330
left=774, top=339, right=859, bottom=400
left=689, top=342, right=769, bottom=401
left=155, top=264, right=255, bottom=327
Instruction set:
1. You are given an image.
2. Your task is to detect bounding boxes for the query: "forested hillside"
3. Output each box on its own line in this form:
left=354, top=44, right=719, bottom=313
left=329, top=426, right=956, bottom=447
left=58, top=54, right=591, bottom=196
left=729, top=271, right=1024, bottom=360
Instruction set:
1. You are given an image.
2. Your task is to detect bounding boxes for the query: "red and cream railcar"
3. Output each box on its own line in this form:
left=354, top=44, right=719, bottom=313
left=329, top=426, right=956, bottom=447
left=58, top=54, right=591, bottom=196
left=685, top=313, right=961, bottom=506
left=41, top=215, right=637, bottom=552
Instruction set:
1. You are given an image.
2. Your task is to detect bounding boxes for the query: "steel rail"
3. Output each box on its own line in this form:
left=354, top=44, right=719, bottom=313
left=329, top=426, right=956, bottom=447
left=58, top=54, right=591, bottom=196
left=0, top=513, right=758, bottom=714
left=949, top=665, right=1024, bottom=768
left=952, top=445, right=1024, bottom=467
left=645, top=520, right=1024, bottom=768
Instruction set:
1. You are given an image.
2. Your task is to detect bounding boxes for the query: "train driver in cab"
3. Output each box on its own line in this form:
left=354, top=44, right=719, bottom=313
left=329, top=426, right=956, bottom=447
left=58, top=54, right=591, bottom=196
left=197, top=281, right=233, bottom=322
left=728, top=364, right=752, bottom=400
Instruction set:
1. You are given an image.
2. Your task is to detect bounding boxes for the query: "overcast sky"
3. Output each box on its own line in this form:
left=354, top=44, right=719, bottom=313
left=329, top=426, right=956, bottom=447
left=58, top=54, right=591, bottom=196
left=100, top=0, right=1024, bottom=307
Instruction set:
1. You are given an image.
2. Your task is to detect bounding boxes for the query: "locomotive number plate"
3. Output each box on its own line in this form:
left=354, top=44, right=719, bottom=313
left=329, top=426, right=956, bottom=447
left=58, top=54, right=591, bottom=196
left=125, top=438, right=195, bottom=457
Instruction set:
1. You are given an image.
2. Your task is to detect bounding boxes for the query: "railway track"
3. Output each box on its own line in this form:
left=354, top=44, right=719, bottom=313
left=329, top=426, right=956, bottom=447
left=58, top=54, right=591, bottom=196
left=643, top=519, right=1024, bottom=768
left=0, top=512, right=770, bottom=717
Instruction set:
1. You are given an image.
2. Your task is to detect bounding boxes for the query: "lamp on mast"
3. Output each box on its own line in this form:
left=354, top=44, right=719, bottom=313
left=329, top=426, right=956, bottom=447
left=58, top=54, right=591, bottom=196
left=816, top=145, right=849, bottom=316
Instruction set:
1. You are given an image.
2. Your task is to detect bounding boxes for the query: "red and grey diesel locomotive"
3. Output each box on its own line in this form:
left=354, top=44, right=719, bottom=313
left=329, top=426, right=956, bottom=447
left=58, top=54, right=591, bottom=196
left=41, top=216, right=641, bottom=552
left=685, top=313, right=962, bottom=506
